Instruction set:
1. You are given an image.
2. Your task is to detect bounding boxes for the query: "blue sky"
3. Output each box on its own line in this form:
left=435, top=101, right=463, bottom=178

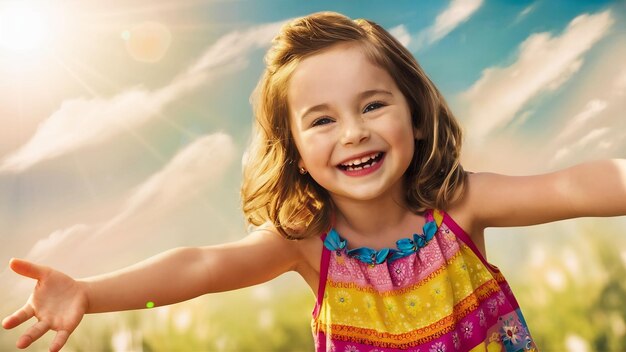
left=0, top=0, right=625, bottom=326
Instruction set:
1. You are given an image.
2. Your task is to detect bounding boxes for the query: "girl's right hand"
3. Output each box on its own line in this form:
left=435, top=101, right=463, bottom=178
left=2, top=258, right=89, bottom=352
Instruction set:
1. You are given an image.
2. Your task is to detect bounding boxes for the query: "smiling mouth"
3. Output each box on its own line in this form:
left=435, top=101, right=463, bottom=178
left=337, top=152, right=384, bottom=171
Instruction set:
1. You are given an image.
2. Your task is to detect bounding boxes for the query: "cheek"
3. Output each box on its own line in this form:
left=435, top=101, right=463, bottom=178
left=308, top=137, right=340, bottom=174
left=290, top=127, right=311, bottom=164
left=296, top=134, right=327, bottom=165
left=386, top=123, right=417, bottom=163
left=385, top=122, right=414, bottom=145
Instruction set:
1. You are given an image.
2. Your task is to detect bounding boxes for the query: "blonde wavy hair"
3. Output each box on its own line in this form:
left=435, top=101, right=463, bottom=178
left=242, top=11, right=468, bottom=240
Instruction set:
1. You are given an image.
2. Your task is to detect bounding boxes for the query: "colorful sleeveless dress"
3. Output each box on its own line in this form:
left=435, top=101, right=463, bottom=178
left=311, top=209, right=538, bottom=352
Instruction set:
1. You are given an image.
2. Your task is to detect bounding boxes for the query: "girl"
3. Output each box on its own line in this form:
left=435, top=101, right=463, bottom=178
left=3, top=11, right=625, bottom=352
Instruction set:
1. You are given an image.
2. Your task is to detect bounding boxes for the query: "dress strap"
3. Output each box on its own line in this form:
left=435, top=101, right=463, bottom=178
left=432, top=209, right=444, bottom=227
left=441, top=211, right=500, bottom=272
left=312, top=232, right=331, bottom=319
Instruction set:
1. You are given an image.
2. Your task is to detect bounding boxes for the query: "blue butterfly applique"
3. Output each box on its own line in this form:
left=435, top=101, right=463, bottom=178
left=324, top=229, right=347, bottom=252
left=347, top=247, right=391, bottom=265
left=388, top=220, right=438, bottom=262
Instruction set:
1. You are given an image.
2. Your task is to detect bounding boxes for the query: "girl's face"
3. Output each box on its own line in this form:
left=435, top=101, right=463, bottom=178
left=288, top=43, right=419, bottom=204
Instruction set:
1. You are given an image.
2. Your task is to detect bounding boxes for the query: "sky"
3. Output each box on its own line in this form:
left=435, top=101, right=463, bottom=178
left=0, top=0, right=625, bottom=316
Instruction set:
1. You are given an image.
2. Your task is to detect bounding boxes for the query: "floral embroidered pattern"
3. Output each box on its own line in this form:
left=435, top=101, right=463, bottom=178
left=313, top=209, right=538, bottom=352
left=501, top=319, right=520, bottom=344
left=334, top=290, right=352, bottom=311
left=500, top=316, right=533, bottom=350
left=478, top=309, right=486, bottom=327
left=430, top=282, right=448, bottom=303
left=461, top=321, right=473, bottom=339
left=404, top=294, right=422, bottom=316
left=496, top=291, right=506, bottom=306
left=382, top=297, right=400, bottom=321
left=452, top=332, right=460, bottom=350
left=429, top=342, right=446, bottom=352
left=487, top=299, right=499, bottom=316
left=390, top=260, right=411, bottom=285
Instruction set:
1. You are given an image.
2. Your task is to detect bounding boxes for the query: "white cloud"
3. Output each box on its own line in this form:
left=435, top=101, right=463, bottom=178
left=1, top=89, right=170, bottom=172
left=24, top=133, right=236, bottom=274
left=461, top=43, right=626, bottom=174
left=429, top=0, right=483, bottom=43
left=552, top=127, right=610, bottom=163
left=549, top=103, right=624, bottom=166
left=413, top=0, right=483, bottom=50
left=461, top=10, right=614, bottom=143
left=0, top=19, right=287, bottom=173
left=513, top=3, right=537, bottom=25
left=186, top=21, right=285, bottom=76
left=547, top=61, right=626, bottom=167
left=117, top=133, right=235, bottom=221
left=27, top=224, right=94, bottom=263
left=555, top=99, right=608, bottom=142
left=389, top=24, right=411, bottom=48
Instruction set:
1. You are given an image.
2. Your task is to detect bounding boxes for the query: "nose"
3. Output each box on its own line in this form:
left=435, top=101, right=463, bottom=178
left=340, top=116, right=370, bottom=146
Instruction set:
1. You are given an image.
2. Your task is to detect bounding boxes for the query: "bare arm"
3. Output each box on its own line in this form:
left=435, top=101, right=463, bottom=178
left=84, top=228, right=301, bottom=312
left=3, top=227, right=301, bottom=350
left=466, top=158, right=626, bottom=229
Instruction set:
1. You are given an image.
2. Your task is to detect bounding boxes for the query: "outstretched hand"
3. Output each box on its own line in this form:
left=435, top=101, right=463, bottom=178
left=2, top=259, right=89, bottom=352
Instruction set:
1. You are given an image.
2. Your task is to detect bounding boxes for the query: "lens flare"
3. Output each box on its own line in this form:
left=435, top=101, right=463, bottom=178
left=122, top=22, right=172, bottom=63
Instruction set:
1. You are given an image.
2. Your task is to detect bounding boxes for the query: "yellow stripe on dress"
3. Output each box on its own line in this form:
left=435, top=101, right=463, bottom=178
left=433, top=209, right=444, bottom=228
left=315, top=278, right=501, bottom=340
left=317, top=245, right=498, bottom=334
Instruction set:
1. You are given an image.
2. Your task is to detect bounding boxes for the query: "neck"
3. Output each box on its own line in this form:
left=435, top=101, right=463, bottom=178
left=331, top=186, right=413, bottom=238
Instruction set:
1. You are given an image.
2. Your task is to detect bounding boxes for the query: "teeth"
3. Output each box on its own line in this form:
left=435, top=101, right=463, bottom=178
left=341, top=152, right=381, bottom=167
left=345, top=160, right=378, bottom=171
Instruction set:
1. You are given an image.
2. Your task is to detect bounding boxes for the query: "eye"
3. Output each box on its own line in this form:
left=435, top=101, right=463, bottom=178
left=311, top=117, right=334, bottom=127
left=363, top=101, right=386, bottom=113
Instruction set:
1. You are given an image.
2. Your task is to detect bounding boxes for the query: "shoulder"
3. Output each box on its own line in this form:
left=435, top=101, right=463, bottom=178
left=247, top=223, right=322, bottom=272
left=445, top=171, right=483, bottom=233
left=251, top=223, right=324, bottom=291
left=446, top=171, right=517, bottom=229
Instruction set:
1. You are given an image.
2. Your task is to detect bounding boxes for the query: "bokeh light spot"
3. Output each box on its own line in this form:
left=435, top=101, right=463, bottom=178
left=123, top=21, right=171, bottom=63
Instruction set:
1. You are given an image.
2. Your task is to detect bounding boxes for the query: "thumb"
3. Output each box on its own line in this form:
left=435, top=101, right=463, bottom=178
left=9, top=258, right=48, bottom=280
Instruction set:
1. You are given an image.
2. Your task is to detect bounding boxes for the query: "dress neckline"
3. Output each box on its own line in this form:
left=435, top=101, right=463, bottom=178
left=323, top=209, right=442, bottom=265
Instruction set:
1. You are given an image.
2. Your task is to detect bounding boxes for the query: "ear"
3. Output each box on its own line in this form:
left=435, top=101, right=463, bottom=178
left=297, top=159, right=305, bottom=169
left=413, top=128, right=424, bottom=140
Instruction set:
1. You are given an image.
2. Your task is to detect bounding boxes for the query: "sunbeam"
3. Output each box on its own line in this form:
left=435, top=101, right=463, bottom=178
left=51, top=56, right=168, bottom=164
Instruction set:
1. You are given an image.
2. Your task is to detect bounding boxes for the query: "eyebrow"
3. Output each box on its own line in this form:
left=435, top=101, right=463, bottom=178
left=300, top=89, right=393, bottom=120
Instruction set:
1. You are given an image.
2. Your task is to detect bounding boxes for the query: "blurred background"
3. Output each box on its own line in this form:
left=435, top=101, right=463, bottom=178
left=1, top=0, right=625, bottom=351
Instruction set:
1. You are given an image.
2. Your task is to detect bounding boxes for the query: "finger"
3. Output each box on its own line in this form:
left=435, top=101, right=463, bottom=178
left=49, top=330, right=70, bottom=352
left=16, top=320, right=50, bottom=349
left=2, top=304, right=34, bottom=329
left=9, top=258, right=48, bottom=280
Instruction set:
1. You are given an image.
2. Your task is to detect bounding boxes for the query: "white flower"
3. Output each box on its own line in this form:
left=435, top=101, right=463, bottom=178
left=461, top=321, right=473, bottom=339
left=429, top=342, right=446, bottom=352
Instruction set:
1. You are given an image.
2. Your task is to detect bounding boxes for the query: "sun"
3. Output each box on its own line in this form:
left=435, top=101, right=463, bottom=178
left=0, top=1, right=63, bottom=55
